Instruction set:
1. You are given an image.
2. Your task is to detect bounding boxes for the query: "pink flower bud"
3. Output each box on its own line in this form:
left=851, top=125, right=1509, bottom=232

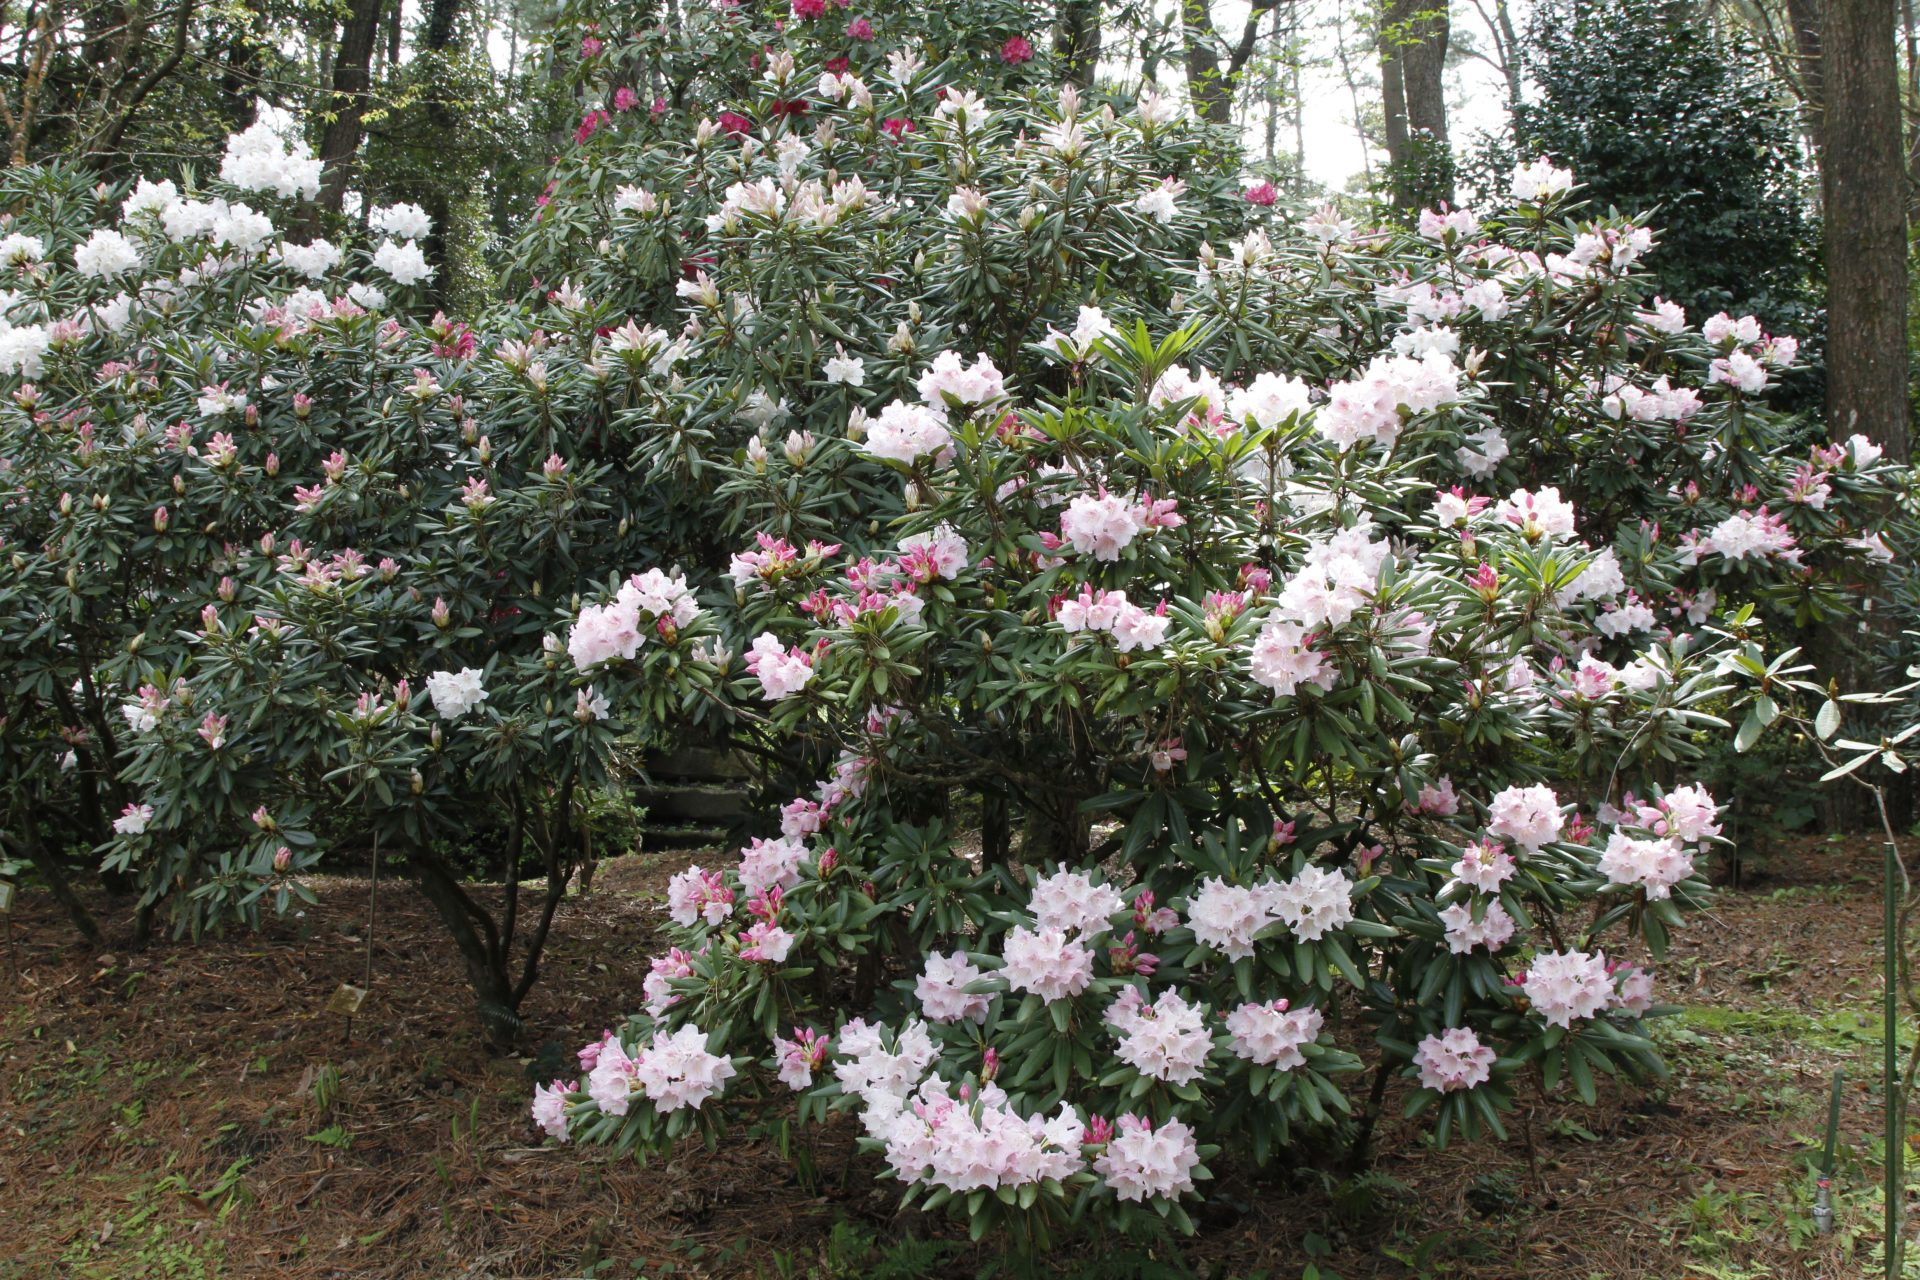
left=152, top=505, right=169, bottom=531
left=273, top=846, right=292, bottom=873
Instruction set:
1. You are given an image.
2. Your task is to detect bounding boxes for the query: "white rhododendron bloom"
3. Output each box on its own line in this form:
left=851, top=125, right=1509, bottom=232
left=372, top=239, right=434, bottom=285
left=73, top=229, right=140, bottom=278
left=425, top=667, right=488, bottom=720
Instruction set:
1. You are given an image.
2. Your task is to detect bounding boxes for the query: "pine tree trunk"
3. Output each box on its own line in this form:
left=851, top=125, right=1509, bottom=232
left=1822, top=0, right=1911, bottom=462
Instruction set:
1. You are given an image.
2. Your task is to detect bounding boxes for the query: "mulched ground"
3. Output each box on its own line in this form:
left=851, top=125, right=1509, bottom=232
left=0, top=834, right=1903, bottom=1279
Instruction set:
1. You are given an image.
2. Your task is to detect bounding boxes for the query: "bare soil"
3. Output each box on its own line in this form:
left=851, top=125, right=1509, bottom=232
left=0, top=834, right=1902, bottom=1279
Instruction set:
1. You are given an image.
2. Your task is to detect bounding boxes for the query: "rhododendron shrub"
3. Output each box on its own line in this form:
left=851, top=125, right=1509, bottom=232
left=528, top=189, right=1910, bottom=1237
left=505, top=23, right=1247, bottom=569
left=0, top=158, right=726, bottom=1029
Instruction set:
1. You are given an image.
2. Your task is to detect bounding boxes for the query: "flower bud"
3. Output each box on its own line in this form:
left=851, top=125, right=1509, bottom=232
left=431, top=597, right=451, bottom=629
left=409, top=768, right=424, bottom=795
left=152, top=505, right=169, bottom=532
left=265, top=452, right=280, bottom=477
left=293, top=392, right=312, bottom=419
left=273, top=846, right=292, bottom=873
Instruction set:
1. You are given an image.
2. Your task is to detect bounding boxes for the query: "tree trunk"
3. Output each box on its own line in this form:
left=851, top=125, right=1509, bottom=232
left=1822, top=0, right=1911, bottom=462
left=1378, top=0, right=1412, bottom=182
left=407, top=846, right=520, bottom=1049
left=316, top=0, right=387, bottom=213
left=4, top=801, right=100, bottom=946
left=1379, top=0, right=1453, bottom=207
left=419, top=0, right=468, bottom=304
left=1182, top=0, right=1284, bottom=128
left=1786, top=0, right=1824, bottom=159
left=1055, top=0, right=1102, bottom=90
left=1183, top=0, right=1236, bottom=125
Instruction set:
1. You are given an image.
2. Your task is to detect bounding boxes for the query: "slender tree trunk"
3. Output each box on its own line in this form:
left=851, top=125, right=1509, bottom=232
left=385, top=0, right=403, bottom=72
left=1335, top=0, right=1376, bottom=187
left=1787, top=0, right=1824, bottom=160
left=316, top=0, right=387, bottom=212
left=1822, top=0, right=1911, bottom=462
left=1378, top=0, right=1412, bottom=177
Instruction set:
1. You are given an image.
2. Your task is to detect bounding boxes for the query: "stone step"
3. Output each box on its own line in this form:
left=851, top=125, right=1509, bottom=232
left=632, top=783, right=752, bottom=824
left=645, top=746, right=754, bottom=782
left=641, top=824, right=732, bottom=851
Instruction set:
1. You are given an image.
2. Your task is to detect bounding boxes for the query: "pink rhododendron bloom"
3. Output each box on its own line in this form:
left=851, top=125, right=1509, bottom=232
left=1612, top=963, right=1656, bottom=1015
left=1242, top=180, right=1278, bottom=205
left=1270, top=865, right=1355, bottom=941
left=531, top=1079, right=573, bottom=1139
left=1186, top=877, right=1280, bottom=960
left=1496, top=486, right=1577, bottom=540
left=644, top=949, right=696, bottom=1017
left=847, top=16, right=874, bottom=40
left=862, top=399, right=951, bottom=464
left=1000, top=35, right=1033, bottom=64
left=737, top=835, right=807, bottom=896
left=633, top=1025, right=736, bottom=1111
left=1414, top=776, right=1459, bottom=816
left=667, top=865, right=735, bottom=927
left=1705, top=508, right=1798, bottom=562
left=1639, top=784, right=1721, bottom=843
left=1439, top=899, right=1517, bottom=953
left=875, top=1080, right=1084, bottom=1192
left=834, top=1018, right=939, bottom=1106
left=1029, top=867, right=1125, bottom=935
left=1451, top=839, right=1515, bottom=892
left=113, top=802, right=153, bottom=835
left=1105, top=987, right=1213, bottom=1084
left=1315, top=351, right=1458, bottom=450
left=915, top=950, right=991, bottom=1023
left=741, top=920, right=796, bottom=963
left=586, top=1036, right=642, bottom=1115
left=1597, top=832, right=1694, bottom=899
left=1095, top=1115, right=1200, bottom=1201
left=1059, top=490, right=1143, bottom=560
left=1248, top=619, right=1335, bottom=696
left=1521, top=949, right=1614, bottom=1027
left=1001, top=925, right=1095, bottom=1002
left=1224, top=998, right=1323, bottom=1069
left=1413, top=1028, right=1495, bottom=1092
left=915, top=350, right=1006, bottom=410
left=745, top=632, right=816, bottom=700
left=896, top=523, right=969, bottom=579
left=1487, top=783, right=1564, bottom=851
left=774, top=1027, right=830, bottom=1089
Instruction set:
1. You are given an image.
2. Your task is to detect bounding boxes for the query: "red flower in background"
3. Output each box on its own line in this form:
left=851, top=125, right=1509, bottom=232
left=1000, top=35, right=1033, bottom=64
